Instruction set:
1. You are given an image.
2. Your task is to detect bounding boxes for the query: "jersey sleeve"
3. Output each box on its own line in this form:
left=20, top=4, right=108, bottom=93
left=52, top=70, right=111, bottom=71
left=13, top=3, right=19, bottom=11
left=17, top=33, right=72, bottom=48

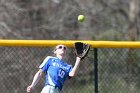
left=68, top=65, right=73, bottom=79
left=68, top=65, right=73, bottom=73
left=39, top=56, right=51, bottom=72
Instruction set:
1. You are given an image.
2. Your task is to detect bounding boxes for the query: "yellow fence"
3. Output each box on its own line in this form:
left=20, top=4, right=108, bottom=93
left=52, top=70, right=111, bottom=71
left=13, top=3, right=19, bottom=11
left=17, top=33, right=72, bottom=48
left=0, top=40, right=140, bottom=48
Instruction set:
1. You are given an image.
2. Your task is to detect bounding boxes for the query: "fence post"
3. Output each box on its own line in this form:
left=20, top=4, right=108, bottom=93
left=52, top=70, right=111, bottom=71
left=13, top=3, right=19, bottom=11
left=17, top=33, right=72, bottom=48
left=94, top=48, right=98, bottom=93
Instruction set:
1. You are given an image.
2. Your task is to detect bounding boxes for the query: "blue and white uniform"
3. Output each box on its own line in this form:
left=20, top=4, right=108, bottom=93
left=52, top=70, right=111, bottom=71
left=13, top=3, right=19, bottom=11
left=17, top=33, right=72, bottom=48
left=39, top=56, right=72, bottom=93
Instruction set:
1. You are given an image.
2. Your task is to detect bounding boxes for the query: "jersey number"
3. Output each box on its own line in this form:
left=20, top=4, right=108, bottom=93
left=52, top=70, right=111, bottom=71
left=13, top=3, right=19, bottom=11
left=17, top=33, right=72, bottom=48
left=58, top=69, right=65, bottom=78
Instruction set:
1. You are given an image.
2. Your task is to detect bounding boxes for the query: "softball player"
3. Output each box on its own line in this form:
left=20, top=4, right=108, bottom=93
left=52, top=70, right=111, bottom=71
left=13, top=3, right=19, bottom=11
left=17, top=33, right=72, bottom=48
left=26, top=44, right=82, bottom=93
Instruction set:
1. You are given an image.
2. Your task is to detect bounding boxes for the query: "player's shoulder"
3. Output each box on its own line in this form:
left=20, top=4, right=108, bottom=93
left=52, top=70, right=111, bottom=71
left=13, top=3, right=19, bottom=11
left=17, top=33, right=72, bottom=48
left=39, top=56, right=57, bottom=68
left=44, top=56, right=57, bottom=60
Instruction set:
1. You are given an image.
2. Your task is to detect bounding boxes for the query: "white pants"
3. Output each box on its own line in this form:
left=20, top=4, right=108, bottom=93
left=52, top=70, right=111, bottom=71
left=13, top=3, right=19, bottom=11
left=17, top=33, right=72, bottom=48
left=41, top=85, right=60, bottom=93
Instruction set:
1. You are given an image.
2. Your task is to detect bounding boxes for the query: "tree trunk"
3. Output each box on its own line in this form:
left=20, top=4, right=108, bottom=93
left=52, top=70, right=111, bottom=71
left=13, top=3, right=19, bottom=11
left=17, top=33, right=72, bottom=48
left=127, top=0, right=138, bottom=41
left=126, top=0, right=139, bottom=92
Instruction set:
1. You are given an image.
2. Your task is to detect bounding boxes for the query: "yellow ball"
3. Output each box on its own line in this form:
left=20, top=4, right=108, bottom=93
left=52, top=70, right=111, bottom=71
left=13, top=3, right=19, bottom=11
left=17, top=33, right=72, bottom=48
left=78, top=15, right=85, bottom=22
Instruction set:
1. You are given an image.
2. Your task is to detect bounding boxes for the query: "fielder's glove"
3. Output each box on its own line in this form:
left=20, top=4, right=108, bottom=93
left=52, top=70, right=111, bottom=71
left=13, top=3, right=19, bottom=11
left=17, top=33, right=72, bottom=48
left=74, top=42, right=90, bottom=59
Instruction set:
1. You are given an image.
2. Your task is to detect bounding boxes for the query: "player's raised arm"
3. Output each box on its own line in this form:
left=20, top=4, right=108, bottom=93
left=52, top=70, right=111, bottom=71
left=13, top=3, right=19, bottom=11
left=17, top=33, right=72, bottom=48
left=69, top=57, right=81, bottom=77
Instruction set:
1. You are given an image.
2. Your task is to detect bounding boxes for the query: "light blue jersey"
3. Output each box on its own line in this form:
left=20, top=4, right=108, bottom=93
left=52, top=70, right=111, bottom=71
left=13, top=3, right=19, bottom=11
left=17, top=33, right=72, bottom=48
left=39, top=56, right=72, bottom=91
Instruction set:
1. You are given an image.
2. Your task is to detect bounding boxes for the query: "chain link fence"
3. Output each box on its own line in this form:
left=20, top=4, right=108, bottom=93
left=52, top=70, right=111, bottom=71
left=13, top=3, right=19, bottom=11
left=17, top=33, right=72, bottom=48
left=98, top=48, right=140, bottom=93
left=0, top=47, right=140, bottom=93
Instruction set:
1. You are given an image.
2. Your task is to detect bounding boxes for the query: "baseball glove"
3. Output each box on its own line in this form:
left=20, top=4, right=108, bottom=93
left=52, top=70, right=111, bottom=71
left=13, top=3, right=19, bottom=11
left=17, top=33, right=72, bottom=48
left=74, top=42, right=90, bottom=59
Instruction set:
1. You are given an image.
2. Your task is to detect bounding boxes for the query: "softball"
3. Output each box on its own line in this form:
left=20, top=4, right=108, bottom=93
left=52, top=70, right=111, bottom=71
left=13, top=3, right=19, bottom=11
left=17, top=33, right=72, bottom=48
left=78, top=15, right=85, bottom=22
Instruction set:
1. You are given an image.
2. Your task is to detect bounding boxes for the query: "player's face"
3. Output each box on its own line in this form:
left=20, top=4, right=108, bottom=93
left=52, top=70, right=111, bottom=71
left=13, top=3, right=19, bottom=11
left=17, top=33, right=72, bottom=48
left=54, top=45, right=67, bottom=55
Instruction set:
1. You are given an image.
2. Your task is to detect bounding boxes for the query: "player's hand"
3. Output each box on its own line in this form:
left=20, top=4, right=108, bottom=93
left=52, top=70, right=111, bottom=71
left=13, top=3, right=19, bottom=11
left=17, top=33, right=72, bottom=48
left=76, top=57, right=81, bottom=61
left=26, top=85, right=33, bottom=92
